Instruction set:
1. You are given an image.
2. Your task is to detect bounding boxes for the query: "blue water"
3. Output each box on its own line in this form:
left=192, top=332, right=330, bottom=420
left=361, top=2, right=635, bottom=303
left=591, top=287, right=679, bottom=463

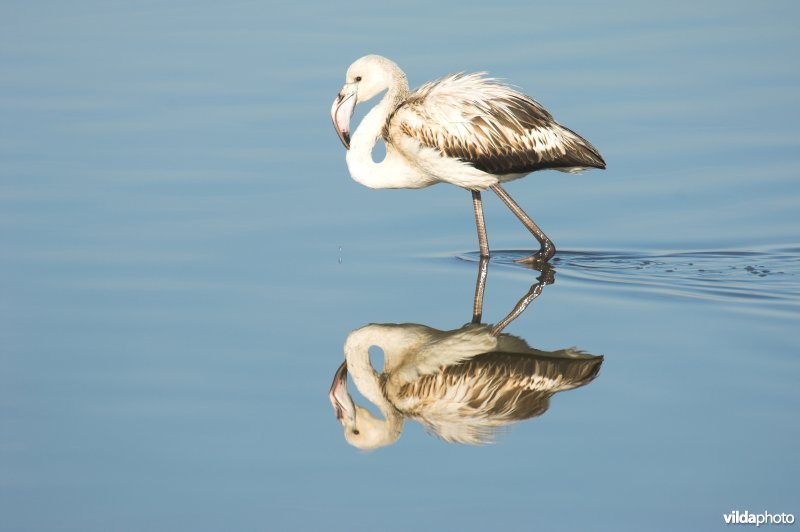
left=1, top=1, right=799, bottom=531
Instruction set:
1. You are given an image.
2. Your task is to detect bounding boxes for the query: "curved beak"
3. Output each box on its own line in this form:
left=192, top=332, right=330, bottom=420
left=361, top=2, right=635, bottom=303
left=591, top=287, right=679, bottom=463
left=328, top=361, right=355, bottom=428
left=331, top=85, right=357, bottom=150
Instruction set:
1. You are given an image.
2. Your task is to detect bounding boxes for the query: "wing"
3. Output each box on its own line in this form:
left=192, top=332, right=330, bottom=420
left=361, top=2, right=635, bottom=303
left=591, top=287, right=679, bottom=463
left=386, top=73, right=605, bottom=175
left=387, top=324, right=499, bottom=384
left=390, top=351, right=604, bottom=444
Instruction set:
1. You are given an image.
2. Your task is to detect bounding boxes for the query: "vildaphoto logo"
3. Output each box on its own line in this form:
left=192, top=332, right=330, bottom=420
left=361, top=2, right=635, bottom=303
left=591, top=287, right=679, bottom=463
left=723, top=510, right=795, bottom=526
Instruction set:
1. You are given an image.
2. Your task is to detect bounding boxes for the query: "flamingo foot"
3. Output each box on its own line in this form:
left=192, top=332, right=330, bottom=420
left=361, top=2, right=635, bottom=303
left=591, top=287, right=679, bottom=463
left=514, top=243, right=556, bottom=265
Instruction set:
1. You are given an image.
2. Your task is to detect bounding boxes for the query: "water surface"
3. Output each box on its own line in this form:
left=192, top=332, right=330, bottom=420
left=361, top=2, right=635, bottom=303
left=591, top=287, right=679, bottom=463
left=1, top=1, right=799, bottom=531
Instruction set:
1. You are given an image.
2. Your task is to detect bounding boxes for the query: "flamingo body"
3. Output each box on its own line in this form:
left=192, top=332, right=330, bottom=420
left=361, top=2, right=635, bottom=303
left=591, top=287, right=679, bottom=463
left=331, top=54, right=606, bottom=262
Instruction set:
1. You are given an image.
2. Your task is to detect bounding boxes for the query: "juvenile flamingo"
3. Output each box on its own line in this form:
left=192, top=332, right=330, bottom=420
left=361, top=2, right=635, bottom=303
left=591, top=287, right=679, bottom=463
left=331, top=54, right=605, bottom=263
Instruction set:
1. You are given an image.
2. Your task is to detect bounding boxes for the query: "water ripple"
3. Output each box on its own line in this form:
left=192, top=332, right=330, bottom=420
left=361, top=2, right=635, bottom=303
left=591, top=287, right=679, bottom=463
left=458, top=245, right=800, bottom=312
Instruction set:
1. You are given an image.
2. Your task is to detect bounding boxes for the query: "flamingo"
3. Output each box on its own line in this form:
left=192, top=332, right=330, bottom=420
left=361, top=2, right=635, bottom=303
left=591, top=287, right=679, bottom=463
left=330, top=54, right=605, bottom=264
left=328, top=322, right=603, bottom=449
left=328, top=259, right=604, bottom=449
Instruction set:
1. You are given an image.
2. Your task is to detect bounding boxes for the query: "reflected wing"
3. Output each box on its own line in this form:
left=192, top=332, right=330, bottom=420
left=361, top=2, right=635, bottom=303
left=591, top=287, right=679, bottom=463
left=390, top=324, right=499, bottom=383
left=387, top=73, right=605, bottom=175
left=390, top=351, right=603, bottom=444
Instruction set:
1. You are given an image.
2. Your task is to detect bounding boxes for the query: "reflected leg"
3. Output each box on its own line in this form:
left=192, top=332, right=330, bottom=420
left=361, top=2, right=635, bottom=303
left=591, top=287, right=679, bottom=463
left=471, top=190, right=490, bottom=258
left=490, top=183, right=555, bottom=264
left=471, top=255, right=490, bottom=324
left=491, top=264, right=555, bottom=336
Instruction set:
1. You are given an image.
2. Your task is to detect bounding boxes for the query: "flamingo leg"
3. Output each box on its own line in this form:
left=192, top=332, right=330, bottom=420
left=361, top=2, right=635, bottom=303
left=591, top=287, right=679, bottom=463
left=490, top=183, right=556, bottom=264
left=491, top=264, right=554, bottom=336
left=471, top=190, right=490, bottom=258
left=471, top=255, right=489, bottom=324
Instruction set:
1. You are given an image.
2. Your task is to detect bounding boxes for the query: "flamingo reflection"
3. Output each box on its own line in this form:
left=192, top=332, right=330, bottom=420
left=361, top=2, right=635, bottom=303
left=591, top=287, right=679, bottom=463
left=329, top=259, right=603, bottom=449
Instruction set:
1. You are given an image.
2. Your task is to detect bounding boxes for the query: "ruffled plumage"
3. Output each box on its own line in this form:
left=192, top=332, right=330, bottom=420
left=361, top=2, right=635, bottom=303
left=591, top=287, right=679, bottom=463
left=385, top=73, right=606, bottom=175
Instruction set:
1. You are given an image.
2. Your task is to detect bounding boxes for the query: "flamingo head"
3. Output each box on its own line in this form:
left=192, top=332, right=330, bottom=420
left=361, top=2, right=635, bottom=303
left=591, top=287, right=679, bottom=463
left=328, top=360, right=402, bottom=450
left=331, top=55, right=403, bottom=149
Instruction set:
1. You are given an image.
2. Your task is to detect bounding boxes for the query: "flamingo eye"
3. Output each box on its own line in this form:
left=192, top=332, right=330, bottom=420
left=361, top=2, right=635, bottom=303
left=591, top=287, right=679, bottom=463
left=355, top=76, right=362, bottom=82
left=352, top=429, right=360, bottom=435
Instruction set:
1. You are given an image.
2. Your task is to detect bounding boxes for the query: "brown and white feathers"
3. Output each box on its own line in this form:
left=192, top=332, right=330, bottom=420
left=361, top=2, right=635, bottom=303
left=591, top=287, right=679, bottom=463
left=385, top=72, right=606, bottom=176
left=385, top=337, right=603, bottom=445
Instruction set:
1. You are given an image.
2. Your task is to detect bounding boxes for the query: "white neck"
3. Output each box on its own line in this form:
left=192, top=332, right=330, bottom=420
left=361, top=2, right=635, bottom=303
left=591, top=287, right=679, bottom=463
left=344, top=327, right=404, bottom=440
left=345, top=80, right=414, bottom=189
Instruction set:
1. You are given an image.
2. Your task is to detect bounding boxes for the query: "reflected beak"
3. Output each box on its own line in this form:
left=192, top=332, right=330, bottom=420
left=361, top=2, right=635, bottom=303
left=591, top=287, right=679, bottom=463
left=328, top=361, right=355, bottom=428
left=331, top=88, right=356, bottom=150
